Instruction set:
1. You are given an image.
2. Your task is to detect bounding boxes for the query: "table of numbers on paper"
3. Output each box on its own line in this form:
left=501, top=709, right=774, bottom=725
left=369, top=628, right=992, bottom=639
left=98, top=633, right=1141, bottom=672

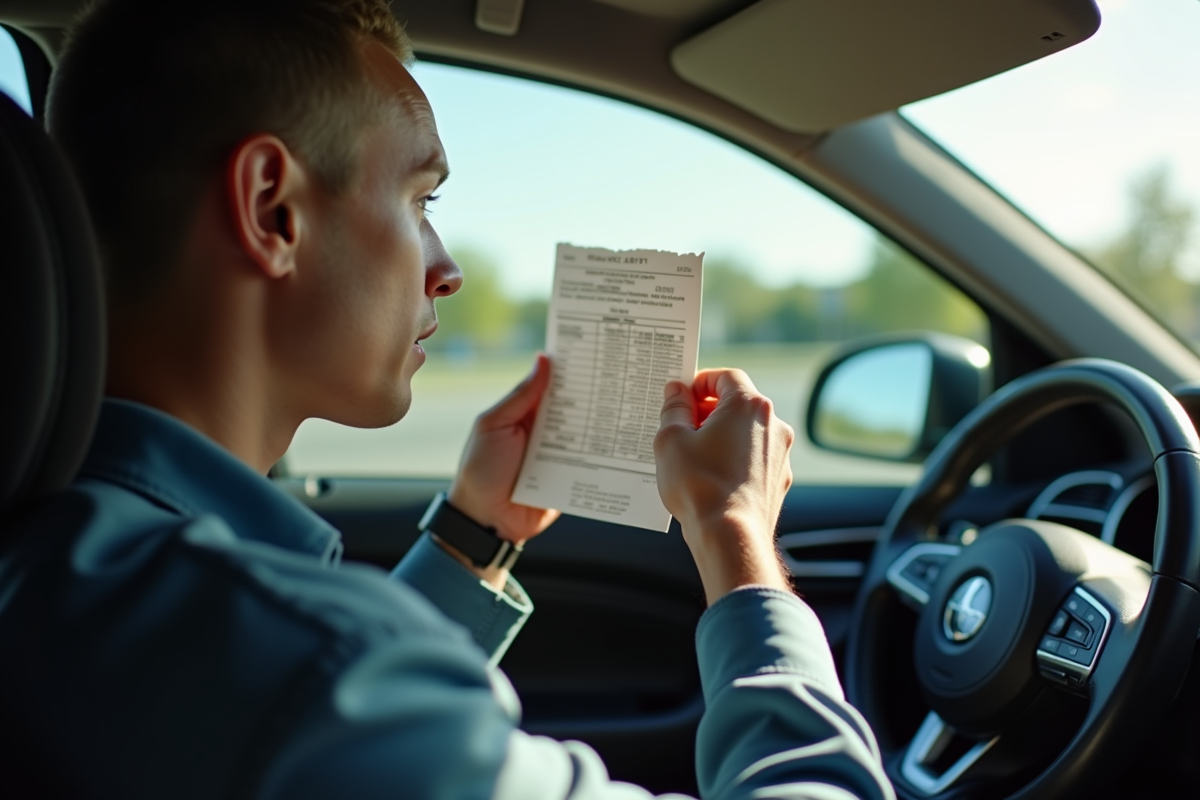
left=512, top=244, right=703, bottom=532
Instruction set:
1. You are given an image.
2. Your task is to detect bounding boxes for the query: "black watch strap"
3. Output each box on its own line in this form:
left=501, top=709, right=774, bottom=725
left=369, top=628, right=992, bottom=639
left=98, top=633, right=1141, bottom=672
left=418, top=492, right=522, bottom=571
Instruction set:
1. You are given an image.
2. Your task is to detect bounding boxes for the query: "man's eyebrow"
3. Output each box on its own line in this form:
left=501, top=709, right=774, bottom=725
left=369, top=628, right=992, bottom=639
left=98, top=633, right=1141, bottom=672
left=414, top=151, right=449, bottom=188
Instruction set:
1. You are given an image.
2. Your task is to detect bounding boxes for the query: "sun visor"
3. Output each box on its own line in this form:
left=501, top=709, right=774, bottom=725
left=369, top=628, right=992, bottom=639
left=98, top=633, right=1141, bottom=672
left=670, top=0, right=1101, bottom=132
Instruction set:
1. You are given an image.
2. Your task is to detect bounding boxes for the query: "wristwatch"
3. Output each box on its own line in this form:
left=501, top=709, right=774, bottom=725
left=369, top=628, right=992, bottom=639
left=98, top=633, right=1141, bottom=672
left=418, top=491, right=523, bottom=571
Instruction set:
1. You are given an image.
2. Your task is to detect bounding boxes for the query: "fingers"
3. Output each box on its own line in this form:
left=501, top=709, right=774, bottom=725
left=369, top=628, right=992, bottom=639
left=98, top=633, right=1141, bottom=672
left=690, top=368, right=759, bottom=404
left=659, top=380, right=697, bottom=431
left=479, top=353, right=551, bottom=429
left=659, top=368, right=763, bottom=432
left=690, top=368, right=770, bottom=426
left=696, top=393, right=720, bottom=425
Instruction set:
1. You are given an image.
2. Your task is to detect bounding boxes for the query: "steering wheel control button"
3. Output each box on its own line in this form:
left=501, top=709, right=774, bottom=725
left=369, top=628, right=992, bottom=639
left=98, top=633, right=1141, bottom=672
left=1036, top=587, right=1112, bottom=686
left=1064, top=621, right=1090, bottom=645
left=1066, top=646, right=1094, bottom=666
left=887, top=543, right=962, bottom=607
left=942, top=576, right=992, bottom=642
left=904, top=555, right=950, bottom=585
left=904, top=558, right=940, bottom=584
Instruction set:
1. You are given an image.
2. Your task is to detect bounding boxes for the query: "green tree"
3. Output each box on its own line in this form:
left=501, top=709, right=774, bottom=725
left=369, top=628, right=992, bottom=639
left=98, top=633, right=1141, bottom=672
left=700, top=258, right=822, bottom=346
left=436, top=241, right=987, bottom=354
left=1090, top=164, right=1199, bottom=338
left=699, top=245, right=985, bottom=347
left=431, top=247, right=517, bottom=353
left=512, top=297, right=549, bottom=350
left=427, top=246, right=551, bottom=354
left=843, top=238, right=986, bottom=342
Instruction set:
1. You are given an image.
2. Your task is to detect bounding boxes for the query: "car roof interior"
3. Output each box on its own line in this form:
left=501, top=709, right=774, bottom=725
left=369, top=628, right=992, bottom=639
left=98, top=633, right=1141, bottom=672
left=3, top=0, right=1099, bottom=139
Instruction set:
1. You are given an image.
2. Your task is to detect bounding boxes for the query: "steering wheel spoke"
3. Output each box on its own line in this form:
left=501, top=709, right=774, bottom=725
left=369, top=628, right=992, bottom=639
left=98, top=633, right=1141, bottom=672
left=898, top=712, right=999, bottom=796
left=885, top=542, right=961, bottom=608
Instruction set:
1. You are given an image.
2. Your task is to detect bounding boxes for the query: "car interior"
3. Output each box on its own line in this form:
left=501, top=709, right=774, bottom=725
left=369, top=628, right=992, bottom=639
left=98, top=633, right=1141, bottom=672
left=1, top=1, right=1199, bottom=798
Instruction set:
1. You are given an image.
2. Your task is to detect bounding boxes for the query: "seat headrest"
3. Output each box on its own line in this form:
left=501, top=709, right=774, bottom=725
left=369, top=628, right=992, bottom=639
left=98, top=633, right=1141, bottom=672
left=0, top=91, right=105, bottom=518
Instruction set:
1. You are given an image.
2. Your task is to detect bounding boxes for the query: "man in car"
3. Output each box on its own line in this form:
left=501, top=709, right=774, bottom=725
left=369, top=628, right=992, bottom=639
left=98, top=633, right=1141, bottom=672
left=0, top=0, right=894, bottom=798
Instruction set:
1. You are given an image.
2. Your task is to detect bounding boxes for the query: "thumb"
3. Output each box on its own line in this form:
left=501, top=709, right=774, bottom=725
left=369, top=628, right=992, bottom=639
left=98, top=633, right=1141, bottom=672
left=480, top=353, right=551, bottom=429
left=659, top=380, right=697, bottom=432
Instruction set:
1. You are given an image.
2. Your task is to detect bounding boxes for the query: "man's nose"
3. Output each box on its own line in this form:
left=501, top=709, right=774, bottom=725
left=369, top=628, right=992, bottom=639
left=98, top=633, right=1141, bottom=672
left=422, top=220, right=463, bottom=298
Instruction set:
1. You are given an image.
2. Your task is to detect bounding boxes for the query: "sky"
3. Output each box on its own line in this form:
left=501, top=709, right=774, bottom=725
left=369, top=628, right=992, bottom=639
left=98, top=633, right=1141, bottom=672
left=409, top=60, right=875, bottom=296
left=904, top=0, right=1200, bottom=274
left=3, top=0, right=1198, bottom=291
left=0, top=28, right=31, bottom=114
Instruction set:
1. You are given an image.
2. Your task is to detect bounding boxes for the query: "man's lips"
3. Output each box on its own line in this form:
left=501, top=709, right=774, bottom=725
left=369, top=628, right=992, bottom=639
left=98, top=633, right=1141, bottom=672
left=413, top=322, right=437, bottom=359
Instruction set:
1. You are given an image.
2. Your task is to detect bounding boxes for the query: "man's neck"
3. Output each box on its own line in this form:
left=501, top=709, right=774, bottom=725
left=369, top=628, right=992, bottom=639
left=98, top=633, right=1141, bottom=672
left=105, top=288, right=298, bottom=475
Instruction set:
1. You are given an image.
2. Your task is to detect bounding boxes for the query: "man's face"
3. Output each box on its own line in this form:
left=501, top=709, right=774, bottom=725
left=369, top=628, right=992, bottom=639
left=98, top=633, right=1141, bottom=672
left=279, top=41, right=462, bottom=428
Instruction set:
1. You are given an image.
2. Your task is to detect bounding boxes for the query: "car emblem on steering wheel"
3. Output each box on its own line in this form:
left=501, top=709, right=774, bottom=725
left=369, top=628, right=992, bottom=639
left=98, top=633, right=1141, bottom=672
left=942, top=575, right=992, bottom=642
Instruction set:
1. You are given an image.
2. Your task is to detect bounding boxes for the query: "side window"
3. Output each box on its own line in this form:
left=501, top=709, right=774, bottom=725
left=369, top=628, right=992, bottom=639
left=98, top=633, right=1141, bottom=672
left=0, top=26, right=31, bottom=115
left=284, top=63, right=988, bottom=484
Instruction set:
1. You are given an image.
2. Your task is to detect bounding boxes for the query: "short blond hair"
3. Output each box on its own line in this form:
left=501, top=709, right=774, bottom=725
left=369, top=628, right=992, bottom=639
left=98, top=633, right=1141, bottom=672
left=48, top=0, right=414, bottom=300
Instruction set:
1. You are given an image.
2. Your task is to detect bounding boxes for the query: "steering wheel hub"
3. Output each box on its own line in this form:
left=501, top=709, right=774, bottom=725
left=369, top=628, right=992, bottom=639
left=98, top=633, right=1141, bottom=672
left=914, top=521, right=1091, bottom=735
left=942, top=575, right=992, bottom=641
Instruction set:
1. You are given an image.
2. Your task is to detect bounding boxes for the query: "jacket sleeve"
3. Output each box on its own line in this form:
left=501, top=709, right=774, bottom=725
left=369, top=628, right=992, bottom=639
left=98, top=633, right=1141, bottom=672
left=391, top=531, right=533, bottom=664
left=259, top=575, right=892, bottom=800
left=490, top=587, right=895, bottom=800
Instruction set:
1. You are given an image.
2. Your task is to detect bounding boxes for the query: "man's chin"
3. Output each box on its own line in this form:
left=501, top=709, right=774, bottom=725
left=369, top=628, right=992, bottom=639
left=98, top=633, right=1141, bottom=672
left=322, top=388, right=412, bottom=430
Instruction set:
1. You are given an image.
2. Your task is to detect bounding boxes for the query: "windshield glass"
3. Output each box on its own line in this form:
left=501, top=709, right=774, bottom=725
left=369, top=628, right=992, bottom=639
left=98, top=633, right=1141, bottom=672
left=904, top=0, right=1200, bottom=345
left=0, top=26, right=31, bottom=114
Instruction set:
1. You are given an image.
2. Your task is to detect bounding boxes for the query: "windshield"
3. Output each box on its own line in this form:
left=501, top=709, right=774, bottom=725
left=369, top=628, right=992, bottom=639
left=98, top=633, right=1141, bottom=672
left=904, top=0, right=1200, bottom=346
left=0, top=26, right=30, bottom=114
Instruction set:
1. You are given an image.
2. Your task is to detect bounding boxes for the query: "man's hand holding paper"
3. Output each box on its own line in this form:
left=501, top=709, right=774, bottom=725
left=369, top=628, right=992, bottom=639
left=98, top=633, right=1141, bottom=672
left=654, top=369, right=796, bottom=605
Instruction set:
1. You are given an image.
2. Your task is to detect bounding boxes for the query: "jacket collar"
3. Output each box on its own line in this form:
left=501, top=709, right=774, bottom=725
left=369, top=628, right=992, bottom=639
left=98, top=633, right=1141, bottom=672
left=78, top=398, right=342, bottom=563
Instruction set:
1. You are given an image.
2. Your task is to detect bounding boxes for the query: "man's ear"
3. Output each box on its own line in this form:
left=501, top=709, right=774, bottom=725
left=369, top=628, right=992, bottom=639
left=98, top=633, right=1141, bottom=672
left=226, top=135, right=307, bottom=279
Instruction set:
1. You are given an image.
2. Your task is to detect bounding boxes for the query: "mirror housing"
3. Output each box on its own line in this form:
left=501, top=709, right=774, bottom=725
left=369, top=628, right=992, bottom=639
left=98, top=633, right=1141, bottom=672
left=807, top=334, right=991, bottom=463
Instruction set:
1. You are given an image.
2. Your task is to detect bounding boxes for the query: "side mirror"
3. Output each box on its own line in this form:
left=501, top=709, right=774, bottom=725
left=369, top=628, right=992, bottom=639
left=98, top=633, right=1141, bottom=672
left=806, top=335, right=991, bottom=463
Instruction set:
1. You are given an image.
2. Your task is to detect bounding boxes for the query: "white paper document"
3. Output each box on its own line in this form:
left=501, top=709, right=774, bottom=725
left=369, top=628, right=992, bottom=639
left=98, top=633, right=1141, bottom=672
left=512, top=244, right=704, bottom=532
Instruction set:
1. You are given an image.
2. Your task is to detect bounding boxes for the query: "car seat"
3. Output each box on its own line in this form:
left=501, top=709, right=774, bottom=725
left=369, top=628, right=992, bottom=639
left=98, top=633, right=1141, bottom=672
left=0, top=89, right=104, bottom=526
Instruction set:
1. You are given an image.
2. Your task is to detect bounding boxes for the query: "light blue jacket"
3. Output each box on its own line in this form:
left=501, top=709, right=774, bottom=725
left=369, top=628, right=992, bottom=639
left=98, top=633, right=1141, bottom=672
left=0, top=399, right=894, bottom=800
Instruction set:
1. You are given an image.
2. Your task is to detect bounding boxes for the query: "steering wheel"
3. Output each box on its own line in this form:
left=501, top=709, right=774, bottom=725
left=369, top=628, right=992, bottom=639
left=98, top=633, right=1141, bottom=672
left=845, top=359, right=1200, bottom=799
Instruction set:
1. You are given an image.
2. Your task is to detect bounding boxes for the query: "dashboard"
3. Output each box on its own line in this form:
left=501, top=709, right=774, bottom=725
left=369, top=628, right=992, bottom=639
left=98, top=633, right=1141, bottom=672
left=1025, top=469, right=1157, bottom=564
left=775, top=465, right=1160, bottom=590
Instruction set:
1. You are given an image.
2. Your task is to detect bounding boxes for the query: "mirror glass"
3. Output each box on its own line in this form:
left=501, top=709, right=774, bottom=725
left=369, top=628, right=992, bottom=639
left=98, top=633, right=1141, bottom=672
left=812, top=343, right=933, bottom=459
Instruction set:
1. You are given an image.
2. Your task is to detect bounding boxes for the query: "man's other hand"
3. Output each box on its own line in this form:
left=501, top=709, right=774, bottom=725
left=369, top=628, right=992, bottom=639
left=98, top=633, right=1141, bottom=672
left=655, top=369, right=795, bottom=605
left=449, top=353, right=561, bottom=546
